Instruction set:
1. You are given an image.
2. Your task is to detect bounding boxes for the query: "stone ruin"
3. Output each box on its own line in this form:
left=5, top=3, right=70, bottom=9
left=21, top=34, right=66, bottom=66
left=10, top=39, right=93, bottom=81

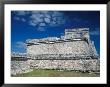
left=11, top=28, right=100, bottom=76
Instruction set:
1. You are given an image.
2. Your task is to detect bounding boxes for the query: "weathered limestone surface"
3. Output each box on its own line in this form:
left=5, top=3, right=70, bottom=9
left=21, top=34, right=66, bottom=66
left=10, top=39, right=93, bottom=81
left=11, top=61, right=33, bottom=75
left=27, top=41, right=91, bottom=55
left=11, top=59, right=100, bottom=75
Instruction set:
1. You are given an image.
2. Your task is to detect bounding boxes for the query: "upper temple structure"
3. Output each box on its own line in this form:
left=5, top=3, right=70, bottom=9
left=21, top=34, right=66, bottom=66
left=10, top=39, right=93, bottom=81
left=26, top=28, right=99, bottom=59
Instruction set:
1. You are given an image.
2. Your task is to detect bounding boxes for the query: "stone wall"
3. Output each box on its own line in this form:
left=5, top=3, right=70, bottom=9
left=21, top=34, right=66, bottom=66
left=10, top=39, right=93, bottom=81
left=11, top=59, right=100, bottom=75
left=27, top=41, right=91, bottom=55
left=11, top=60, right=33, bottom=75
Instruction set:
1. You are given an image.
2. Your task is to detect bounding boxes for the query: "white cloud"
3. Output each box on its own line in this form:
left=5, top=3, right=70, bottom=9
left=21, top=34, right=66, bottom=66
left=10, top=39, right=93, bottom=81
left=37, top=27, right=45, bottom=31
left=29, top=14, right=44, bottom=26
left=12, top=41, right=27, bottom=53
left=39, top=23, right=46, bottom=27
left=30, top=14, right=44, bottom=20
left=15, top=41, right=26, bottom=49
left=14, top=16, right=26, bottom=22
left=29, top=21, right=37, bottom=26
left=29, top=19, right=39, bottom=26
left=29, top=11, right=65, bottom=26
left=44, top=17, right=51, bottom=23
left=45, top=14, right=51, bottom=18
left=14, top=17, right=20, bottom=20
left=35, top=17, right=44, bottom=23
left=13, top=11, right=66, bottom=31
left=21, top=18, right=26, bottom=22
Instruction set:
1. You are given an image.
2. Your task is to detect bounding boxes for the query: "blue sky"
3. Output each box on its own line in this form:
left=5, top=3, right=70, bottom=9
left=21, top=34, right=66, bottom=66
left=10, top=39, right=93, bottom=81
left=11, top=11, right=100, bottom=55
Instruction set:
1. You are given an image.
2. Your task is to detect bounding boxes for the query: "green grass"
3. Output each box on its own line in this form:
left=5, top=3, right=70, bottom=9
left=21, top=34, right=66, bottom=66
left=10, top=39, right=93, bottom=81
left=12, top=69, right=100, bottom=77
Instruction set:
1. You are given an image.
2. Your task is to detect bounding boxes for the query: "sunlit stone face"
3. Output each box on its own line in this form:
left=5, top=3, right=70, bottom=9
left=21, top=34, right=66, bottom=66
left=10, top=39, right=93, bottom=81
left=26, top=28, right=98, bottom=58
left=27, top=41, right=90, bottom=55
